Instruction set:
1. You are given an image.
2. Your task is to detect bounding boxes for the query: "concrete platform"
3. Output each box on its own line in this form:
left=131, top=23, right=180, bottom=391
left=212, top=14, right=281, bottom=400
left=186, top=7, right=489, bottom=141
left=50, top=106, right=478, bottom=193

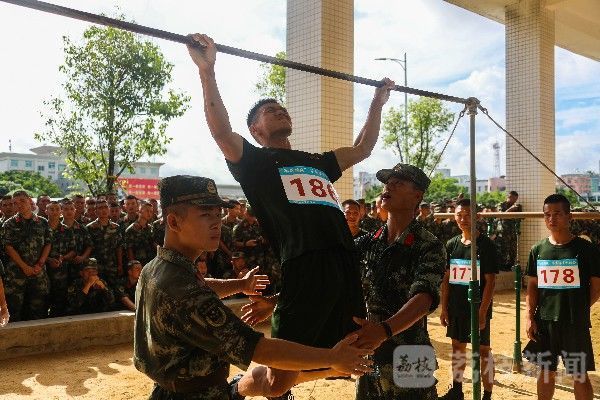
left=0, top=298, right=249, bottom=361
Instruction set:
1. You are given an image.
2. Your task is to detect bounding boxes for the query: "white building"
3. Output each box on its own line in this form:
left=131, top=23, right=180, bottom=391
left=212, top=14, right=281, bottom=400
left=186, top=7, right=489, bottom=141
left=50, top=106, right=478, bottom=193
left=353, top=171, right=380, bottom=199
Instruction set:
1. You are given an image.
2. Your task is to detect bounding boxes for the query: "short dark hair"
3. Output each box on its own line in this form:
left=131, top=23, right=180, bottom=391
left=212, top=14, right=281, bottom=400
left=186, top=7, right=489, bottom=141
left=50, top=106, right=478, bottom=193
left=247, top=98, right=279, bottom=127
left=1, top=195, right=12, bottom=201
left=12, top=190, right=30, bottom=199
left=72, top=194, right=84, bottom=200
left=509, top=190, right=519, bottom=197
left=543, top=194, right=570, bottom=213
left=125, top=195, right=138, bottom=201
left=61, top=199, right=73, bottom=207
left=456, top=198, right=471, bottom=208
left=357, top=198, right=365, bottom=205
left=109, top=202, right=120, bottom=208
left=341, top=199, right=360, bottom=209
left=127, top=260, right=142, bottom=270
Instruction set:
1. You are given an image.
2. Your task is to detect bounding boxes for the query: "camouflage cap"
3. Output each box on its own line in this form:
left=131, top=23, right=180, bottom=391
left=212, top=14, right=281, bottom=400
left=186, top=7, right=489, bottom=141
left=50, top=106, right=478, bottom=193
left=81, top=257, right=99, bottom=271
left=159, top=175, right=232, bottom=209
left=419, top=201, right=430, bottom=208
left=376, top=163, right=431, bottom=192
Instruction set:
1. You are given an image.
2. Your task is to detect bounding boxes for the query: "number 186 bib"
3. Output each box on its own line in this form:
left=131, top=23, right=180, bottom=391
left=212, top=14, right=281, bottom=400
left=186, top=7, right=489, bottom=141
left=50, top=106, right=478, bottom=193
left=536, top=258, right=580, bottom=289
left=279, top=166, right=341, bottom=209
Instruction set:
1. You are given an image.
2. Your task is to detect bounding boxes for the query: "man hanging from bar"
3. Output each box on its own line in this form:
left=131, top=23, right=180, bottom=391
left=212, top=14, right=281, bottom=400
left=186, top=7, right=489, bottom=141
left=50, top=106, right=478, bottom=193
left=187, top=33, right=394, bottom=399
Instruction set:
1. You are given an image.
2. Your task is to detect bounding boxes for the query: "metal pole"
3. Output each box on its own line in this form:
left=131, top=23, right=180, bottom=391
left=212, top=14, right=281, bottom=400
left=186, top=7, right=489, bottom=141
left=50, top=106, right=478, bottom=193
left=403, top=52, right=408, bottom=146
left=467, top=97, right=481, bottom=400
left=512, top=262, right=522, bottom=373
left=0, top=0, right=469, bottom=105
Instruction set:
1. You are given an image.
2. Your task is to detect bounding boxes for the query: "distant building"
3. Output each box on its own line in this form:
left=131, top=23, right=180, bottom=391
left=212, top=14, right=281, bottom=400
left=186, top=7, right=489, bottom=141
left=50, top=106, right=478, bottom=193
left=353, top=171, right=379, bottom=199
left=558, top=172, right=600, bottom=202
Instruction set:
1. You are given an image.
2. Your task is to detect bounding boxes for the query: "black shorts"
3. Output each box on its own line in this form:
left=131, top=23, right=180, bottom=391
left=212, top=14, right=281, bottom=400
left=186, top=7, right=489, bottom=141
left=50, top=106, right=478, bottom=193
left=271, top=247, right=366, bottom=348
left=523, top=320, right=595, bottom=374
left=446, top=315, right=491, bottom=346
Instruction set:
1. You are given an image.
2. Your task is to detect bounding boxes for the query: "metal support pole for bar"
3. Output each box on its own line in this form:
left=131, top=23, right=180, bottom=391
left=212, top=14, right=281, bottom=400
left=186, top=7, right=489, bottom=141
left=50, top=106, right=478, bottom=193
left=512, top=262, right=522, bottom=373
left=0, top=0, right=470, bottom=105
left=467, top=97, right=481, bottom=400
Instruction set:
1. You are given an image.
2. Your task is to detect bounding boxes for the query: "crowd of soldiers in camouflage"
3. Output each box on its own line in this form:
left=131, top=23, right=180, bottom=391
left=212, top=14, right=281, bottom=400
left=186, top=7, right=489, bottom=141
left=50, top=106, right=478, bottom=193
left=0, top=191, right=280, bottom=322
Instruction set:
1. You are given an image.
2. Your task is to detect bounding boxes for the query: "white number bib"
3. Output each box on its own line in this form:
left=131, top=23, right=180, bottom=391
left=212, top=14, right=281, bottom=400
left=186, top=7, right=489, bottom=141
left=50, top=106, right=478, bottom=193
left=536, top=259, right=580, bottom=289
left=449, top=259, right=480, bottom=285
left=279, top=166, right=341, bottom=209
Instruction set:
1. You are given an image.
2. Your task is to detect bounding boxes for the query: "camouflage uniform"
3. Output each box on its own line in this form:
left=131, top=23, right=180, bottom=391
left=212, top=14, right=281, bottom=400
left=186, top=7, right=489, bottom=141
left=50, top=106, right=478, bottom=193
left=125, top=222, right=157, bottom=266
left=87, top=219, right=123, bottom=285
left=416, top=213, right=436, bottom=236
left=1, top=214, right=52, bottom=321
left=355, top=221, right=446, bottom=400
left=47, top=223, right=76, bottom=317
left=232, top=219, right=280, bottom=291
left=134, top=246, right=263, bottom=400
left=496, top=201, right=522, bottom=269
left=114, top=275, right=137, bottom=310
left=152, top=218, right=166, bottom=247
left=439, top=219, right=461, bottom=245
left=65, top=220, right=93, bottom=282
left=67, top=276, right=115, bottom=315
left=360, top=215, right=385, bottom=233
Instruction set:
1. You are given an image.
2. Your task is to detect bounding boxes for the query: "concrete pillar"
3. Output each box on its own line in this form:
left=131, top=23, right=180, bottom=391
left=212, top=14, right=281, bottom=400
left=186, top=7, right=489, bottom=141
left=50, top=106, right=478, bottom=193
left=286, top=0, right=354, bottom=201
left=505, top=0, right=556, bottom=266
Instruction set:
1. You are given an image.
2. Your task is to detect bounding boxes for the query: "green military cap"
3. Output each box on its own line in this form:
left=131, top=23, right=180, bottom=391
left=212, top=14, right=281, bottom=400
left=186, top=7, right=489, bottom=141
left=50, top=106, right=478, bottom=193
left=376, top=163, right=431, bottom=192
left=81, top=257, right=99, bottom=271
left=159, top=175, right=232, bottom=209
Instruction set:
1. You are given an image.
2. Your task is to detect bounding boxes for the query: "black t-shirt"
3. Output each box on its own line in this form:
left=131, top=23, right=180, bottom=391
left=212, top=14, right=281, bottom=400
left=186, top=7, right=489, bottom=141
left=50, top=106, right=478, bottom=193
left=227, top=138, right=353, bottom=263
left=527, top=236, right=600, bottom=326
left=446, top=235, right=499, bottom=318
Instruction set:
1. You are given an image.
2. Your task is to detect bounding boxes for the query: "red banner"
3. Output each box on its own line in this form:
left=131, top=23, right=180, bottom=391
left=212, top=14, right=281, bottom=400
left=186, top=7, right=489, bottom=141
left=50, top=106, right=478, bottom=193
left=117, top=177, right=160, bottom=199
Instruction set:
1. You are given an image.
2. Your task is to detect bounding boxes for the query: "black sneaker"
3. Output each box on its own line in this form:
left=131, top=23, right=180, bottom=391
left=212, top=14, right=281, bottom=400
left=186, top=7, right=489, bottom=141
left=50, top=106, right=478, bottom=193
left=229, top=373, right=245, bottom=400
left=267, top=390, right=294, bottom=400
left=438, top=387, right=464, bottom=400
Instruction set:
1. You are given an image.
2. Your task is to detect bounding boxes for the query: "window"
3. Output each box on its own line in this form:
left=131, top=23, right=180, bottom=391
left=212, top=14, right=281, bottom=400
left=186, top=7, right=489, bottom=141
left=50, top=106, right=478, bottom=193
left=150, top=168, right=158, bottom=175
left=10, top=160, right=18, bottom=167
left=58, top=164, right=66, bottom=171
left=140, top=167, right=147, bottom=174
left=38, top=165, right=45, bottom=172
left=25, top=160, right=33, bottom=168
left=48, top=162, right=56, bottom=169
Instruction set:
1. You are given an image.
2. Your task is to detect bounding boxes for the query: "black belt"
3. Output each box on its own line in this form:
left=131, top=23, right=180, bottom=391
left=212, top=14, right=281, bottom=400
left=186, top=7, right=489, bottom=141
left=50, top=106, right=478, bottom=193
left=157, top=365, right=229, bottom=394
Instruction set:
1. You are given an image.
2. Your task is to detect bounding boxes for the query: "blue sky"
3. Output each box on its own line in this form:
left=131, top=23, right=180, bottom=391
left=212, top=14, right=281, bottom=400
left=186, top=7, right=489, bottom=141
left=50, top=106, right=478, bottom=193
left=0, top=0, right=598, bottom=185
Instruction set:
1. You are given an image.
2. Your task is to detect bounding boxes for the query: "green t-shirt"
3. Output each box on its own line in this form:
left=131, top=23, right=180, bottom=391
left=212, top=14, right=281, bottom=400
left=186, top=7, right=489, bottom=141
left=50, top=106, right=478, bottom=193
left=527, top=236, right=600, bottom=326
left=446, top=234, right=499, bottom=318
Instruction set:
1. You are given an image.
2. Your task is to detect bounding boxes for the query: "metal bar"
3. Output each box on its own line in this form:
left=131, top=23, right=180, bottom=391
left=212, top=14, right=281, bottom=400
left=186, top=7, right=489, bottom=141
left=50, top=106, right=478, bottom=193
left=511, top=262, right=522, bottom=373
left=432, top=212, right=600, bottom=219
left=0, top=0, right=470, bottom=104
left=467, top=98, right=481, bottom=400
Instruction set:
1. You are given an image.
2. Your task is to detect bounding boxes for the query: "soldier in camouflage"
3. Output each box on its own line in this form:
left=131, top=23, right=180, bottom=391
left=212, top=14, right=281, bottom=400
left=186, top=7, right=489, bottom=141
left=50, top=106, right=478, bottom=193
left=125, top=201, right=157, bottom=266
left=353, top=164, right=445, bottom=400
left=0, top=259, right=9, bottom=326
left=2, top=190, right=52, bottom=321
left=67, top=258, right=115, bottom=315
left=115, top=260, right=142, bottom=311
left=46, top=201, right=77, bottom=317
left=134, top=174, right=372, bottom=400
left=120, top=195, right=139, bottom=232
left=417, top=202, right=437, bottom=235
left=152, top=217, right=166, bottom=247
left=87, top=200, right=124, bottom=289
left=61, top=200, right=93, bottom=283
left=497, top=191, right=522, bottom=269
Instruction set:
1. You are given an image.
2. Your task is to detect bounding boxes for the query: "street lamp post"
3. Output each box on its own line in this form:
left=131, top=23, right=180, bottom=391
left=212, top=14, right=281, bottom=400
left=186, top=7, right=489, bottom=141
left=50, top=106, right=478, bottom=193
left=375, top=54, right=408, bottom=148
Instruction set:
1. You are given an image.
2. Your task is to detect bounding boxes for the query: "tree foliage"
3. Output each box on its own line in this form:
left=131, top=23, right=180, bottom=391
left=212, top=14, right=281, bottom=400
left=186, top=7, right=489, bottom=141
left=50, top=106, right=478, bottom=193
left=382, top=97, right=454, bottom=172
left=556, top=187, right=580, bottom=207
left=364, top=184, right=383, bottom=203
left=423, top=173, right=467, bottom=204
left=0, top=171, right=63, bottom=197
left=477, top=191, right=506, bottom=207
left=36, top=24, right=189, bottom=195
left=255, top=51, right=286, bottom=105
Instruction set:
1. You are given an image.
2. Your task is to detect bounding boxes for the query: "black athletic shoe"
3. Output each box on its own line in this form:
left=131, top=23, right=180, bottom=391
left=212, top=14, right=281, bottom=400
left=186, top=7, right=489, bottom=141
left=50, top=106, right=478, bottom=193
left=229, top=373, right=245, bottom=400
left=438, top=387, right=464, bottom=400
left=267, top=390, right=294, bottom=400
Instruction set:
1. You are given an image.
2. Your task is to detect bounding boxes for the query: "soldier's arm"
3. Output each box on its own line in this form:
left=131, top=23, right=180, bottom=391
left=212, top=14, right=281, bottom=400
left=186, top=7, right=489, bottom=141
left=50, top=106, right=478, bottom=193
left=333, top=78, right=394, bottom=172
left=36, top=244, right=51, bottom=267
left=117, top=247, right=124, bottom=275
left=205, top=267, right=269, bottom=299
left=5, top=245, right=32, bottom=272
left=590, top=277, right=600, bottom=306
left=187, top=34, right=244, bottom=163
left=127, top=248, right=135, bottom=262
left=480, top=273, right=496, bottom=314
left=384, top=292, right=433, bottom=337
left=121, top=295, right=136, bottom=312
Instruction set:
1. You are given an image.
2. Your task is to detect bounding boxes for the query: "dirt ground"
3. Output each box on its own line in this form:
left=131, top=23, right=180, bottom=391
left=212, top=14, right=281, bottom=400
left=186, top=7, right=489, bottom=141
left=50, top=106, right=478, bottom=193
left=0, top=290, right=598, bottom=400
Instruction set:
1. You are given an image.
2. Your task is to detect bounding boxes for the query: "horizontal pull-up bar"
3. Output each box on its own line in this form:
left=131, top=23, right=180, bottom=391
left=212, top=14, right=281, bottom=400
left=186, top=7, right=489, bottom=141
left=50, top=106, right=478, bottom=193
left=433, top=212, right=600, bottom=220
left=0, top=0, right=470, bottom=104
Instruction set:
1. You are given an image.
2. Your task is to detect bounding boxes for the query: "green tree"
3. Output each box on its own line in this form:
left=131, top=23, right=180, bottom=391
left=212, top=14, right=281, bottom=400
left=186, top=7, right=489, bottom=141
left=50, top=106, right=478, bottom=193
left=0, top=171, right=63, bottom=197
left=255, top=51, right=286, bottom=104
left=477, top=191, right=506, bottom=207
left=556, top=187, right=580, bottom=207
left=382, top=97, right=454, bottom=172
left=364, top=184, right=383, bottom=203
left=423, top=173, right=467, bottom=204
left=36, top=24, right=189, bottom=195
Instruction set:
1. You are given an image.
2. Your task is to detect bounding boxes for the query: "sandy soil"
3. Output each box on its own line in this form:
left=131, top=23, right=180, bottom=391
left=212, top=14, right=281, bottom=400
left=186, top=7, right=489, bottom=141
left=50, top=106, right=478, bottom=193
left=0, top=290, right=598, bottom=400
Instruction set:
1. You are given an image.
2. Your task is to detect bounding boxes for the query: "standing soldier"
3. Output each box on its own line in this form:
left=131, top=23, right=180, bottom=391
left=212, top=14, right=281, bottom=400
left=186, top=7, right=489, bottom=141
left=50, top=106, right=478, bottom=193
left=46, top=201, right=77, bottom=317
left=342, top=199, right=368, bottom=239
left=134, top=175, right=372, bottom=399
left=125, top=201, right=157, bottom=266
left=121, top=195, right=139, bottom=231
left=83, top=198, right=97, bottom=224
left=109, top=202, right=122, bottom=224
left=232, top=205, right=263, bottom=270
left=87, top=200, right=123, bottom=289
left=71, top=194, right=86, bottom=224
left=1, top=195, right=15, bottom=222
left=61, top=200, right=93, bottom=283
left=35, top=194, right=51, bottom=220
left=439, top=199, right=499, bottom=400
left=152, top=216, right=166, bottom=247
left=524, top=194, right=600, bottom=400
left=351, top=164, right=445, bottom=400
left=2, top=190, right=52, bottom=321
left=417, top=202, right=437, bottom=234
left=222, top=199, right=242, bottom=230
left=497, top=190, right=522, bottom=270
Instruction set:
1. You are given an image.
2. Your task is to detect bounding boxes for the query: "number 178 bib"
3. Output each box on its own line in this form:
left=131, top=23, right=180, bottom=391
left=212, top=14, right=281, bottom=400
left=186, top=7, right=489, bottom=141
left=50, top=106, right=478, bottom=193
left=279, top=166, right=341, bottom=209
left=536, top=258, right=580, bottom=289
